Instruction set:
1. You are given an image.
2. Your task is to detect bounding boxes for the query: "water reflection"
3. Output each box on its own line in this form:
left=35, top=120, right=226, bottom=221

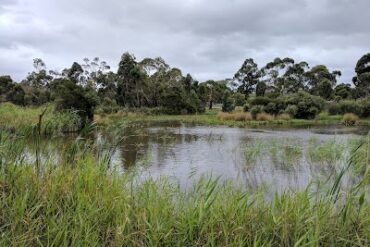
left=100, top=123, right=368, bottom=192
left=19, top=122, right=370, bottom=193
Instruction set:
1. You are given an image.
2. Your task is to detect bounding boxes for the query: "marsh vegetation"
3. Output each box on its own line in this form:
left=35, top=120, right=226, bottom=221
left=1, top=52, right=370, bottom=245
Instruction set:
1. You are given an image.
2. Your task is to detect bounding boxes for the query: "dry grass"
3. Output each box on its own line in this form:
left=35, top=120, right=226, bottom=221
left=217, top=112, right=252, bottom=121
left=276, top=113, right=292, bottom=121
left=342, top=113, right=359, bottom=126
left=256, top=112, right=274, bottom=121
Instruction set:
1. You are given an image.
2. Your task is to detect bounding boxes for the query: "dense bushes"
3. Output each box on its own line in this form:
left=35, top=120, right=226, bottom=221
left=247, top=92, right=325, bottom=119
left=328, top=99, right=370, bottom=118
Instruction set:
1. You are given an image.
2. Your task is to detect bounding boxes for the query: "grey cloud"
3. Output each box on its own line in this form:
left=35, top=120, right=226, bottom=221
left=0, top=0, right=369, bottom=83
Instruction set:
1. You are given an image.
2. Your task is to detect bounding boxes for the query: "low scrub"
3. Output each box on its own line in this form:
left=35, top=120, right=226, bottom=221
left=342, top=113, right=359, bottom=126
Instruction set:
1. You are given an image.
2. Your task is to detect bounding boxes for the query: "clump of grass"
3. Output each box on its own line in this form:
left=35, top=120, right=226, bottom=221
left=217, top=112, right=233, bottom=120
left=276, top=113, right=291, bottom=121
left=233, top=112, right=253, bottom=121
left=217, top=112, right=252, bottom=121
left=307, top=138, right=345, bottom=165
left=245, top=139, right=266, bottom=164
left=256, top=112, right=274, bottom=121
left=342, top=113, right=359, bottom=126
left=0, top=103, right=80, bottom=134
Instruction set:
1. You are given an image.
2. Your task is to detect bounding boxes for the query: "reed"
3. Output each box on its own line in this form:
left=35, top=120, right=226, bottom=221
left=256, top=112, right=274, bottom=121
left=0, top=127, right=369, bottom=246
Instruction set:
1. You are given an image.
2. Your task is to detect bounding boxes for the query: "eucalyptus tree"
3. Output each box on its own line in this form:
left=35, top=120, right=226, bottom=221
left=116, top=52, right=146, bottom=107
left=260, top=57, right=302, bottom=94
left=234, top=58, right=261, bottom=98
left=353, top=53, right=370, bottom=96
left=305, top=65, right=341, bottom=100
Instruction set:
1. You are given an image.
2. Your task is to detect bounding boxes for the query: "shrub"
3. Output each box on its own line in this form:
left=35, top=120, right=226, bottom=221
left=233, top=92, right=246, bottom=106
left=243, top=103, right=250, bottom=112
left=285, top=105, right=298, bottom=117
left=328, top=102, right=341, bottom=115
left=342, top=113, right=359, bottom=126
left=315, top=112, right=329, bottom=120
left=222, top=92, right=235, bottom=112
left=250, top=105, right=264, bottom=119
left=263, top=101, right=286, bottom=115
left=256, top=112, right=274, bottom=121
left=338, top=100, right=363, bottom=116
left=359, top=99, right=370, bottom=118
left=249, top=96, right=272, bottom=106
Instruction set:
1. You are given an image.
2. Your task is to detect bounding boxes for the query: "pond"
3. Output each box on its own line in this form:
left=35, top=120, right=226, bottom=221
left=98, top=122, right=369, bottom=193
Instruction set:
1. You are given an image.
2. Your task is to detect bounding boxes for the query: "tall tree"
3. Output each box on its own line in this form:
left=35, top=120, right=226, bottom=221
left=306, top=65, right=341, bottom=100
left=353, top=53, right=370, bottom=96
left=116, top=52, right=146, bottom=107
left=234, top=58, right=260, bottom=98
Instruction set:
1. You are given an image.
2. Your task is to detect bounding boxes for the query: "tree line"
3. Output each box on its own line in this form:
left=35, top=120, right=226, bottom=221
left=1, top=52, right=370, bottom=124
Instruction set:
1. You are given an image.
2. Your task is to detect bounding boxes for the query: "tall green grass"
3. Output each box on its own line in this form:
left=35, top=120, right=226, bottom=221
left=0, top=128, right=369, bottom=246
left=0, top=103, right=80, bottom=135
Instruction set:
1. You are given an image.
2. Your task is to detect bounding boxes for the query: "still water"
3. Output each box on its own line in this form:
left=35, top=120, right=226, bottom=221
left=100, top=122, right=369, bottom=192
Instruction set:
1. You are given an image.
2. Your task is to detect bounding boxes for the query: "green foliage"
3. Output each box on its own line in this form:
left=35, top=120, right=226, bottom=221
left=51, top=78, right=99, bottom=126
left=285, top=92, right=325, bottom=119
left=221, top=91, right=235, bottom=112
left=234, top=58, right=260, bottom=97
left=232, top=92, right=246, bottom=106
left=285, top=105, right=298, bottom=117
left=250, top=105, right=264, bottom=119
left=243, top=103, right=250, bottom=112
left=255, top=81, right=267, bottom=96
left=1, top=132, right=369, bottom=246
left=334, top=83, right=352, bottom=100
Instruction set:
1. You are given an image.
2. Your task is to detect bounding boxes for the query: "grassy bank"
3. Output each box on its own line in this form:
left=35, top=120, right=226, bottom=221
left=95, top=108, right=370, bottom=128
left=0, top=103, right=80, bottom=134
left=0, top=129, right=369, bottom=246
left=2, top=103, right=370, bottom=130
left=1, top=161, right=369, bottom=246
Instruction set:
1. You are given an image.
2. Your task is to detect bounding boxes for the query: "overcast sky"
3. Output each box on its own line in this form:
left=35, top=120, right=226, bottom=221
left=0, top=0, right=369, bottom=83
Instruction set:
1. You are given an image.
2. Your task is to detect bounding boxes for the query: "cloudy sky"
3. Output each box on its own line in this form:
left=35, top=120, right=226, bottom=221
left=0, top=0, right=369, bottom=83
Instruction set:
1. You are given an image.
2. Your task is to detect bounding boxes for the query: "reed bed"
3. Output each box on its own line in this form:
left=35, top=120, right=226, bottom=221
left=0, top=103, right=80, bottom=134
left=0, top=127, right=369, bottom=246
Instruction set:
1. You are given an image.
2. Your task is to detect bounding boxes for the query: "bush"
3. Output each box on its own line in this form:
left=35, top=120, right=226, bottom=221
left=338, top=100, right=363, bottom=116
left=285, top=92, right=325, bottom=119
left=248, top=96, right=272, bottom=106
left=285, top=105, right=298, bottom=117
left=222, top=92, right=235, bottom=112
left=263, top=101, right=286, bottom=115
left=328, top=103, right=341, bottom=115
left=256, top=112, right=274, bottom=121
left=342, top=113, right=359, bottom=126
left=250, top=105, right=264, bottom=119
left=243, top=103, right=250, bottom=112
left=358, top=99, right=370, bottom=118
left=233, top=92, right=246, bottom=106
